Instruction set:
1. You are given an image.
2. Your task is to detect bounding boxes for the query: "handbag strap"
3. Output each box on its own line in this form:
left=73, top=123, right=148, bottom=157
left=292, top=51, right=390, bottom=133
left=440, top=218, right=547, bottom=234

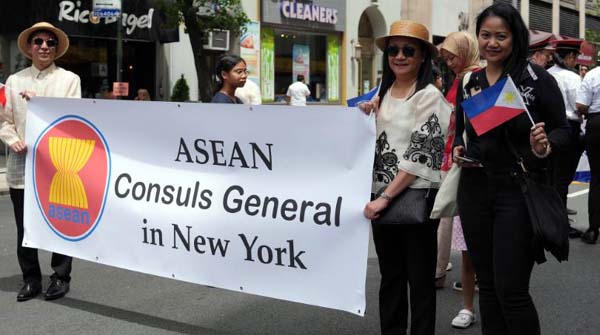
left=460, top=72, right=473, bottom=150
left=503, top=128, right=529, bottom=173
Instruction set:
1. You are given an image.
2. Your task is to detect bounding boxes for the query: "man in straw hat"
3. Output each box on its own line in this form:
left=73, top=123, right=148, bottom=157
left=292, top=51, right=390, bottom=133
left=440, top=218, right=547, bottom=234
left=0, top=22, right=80, bottom=302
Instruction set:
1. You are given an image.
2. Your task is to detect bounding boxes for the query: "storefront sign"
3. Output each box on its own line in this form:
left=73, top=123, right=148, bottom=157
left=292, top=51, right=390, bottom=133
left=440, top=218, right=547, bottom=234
left=261, top=27, right=275, bottom=102
left=240, top=22, right=261, bottom=87
left=92, top=0, right=122, bottom=18
left=0, top=0, right=178, bottom=43
left=292, top=44, right=310, bottom=84
left=262, top=0, right=346, bottom=32
left=280, top=1, right=338, bottom=25
left=60, top=0, right=153, bottom=35
left=24, top=97, right=375, bottom=315
left=327, top=35, right=340, bottom=102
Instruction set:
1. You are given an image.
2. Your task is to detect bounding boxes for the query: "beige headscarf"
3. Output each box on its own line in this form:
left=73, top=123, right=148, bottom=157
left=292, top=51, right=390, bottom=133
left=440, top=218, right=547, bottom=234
left=440, top=31, right=480, bottom=78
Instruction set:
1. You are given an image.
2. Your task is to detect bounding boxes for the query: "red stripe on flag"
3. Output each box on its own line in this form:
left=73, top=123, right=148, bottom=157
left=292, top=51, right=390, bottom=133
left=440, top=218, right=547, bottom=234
left=470, top=106, right=525, bottom=136
left=0, top=86, right=6, bottom=108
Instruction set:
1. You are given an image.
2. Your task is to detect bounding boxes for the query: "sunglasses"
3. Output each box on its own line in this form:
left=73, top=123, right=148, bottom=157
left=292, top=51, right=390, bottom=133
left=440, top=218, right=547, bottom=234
left=386, top=45, right=417, bottom=58
left=32, top=38, right=58, bottom=48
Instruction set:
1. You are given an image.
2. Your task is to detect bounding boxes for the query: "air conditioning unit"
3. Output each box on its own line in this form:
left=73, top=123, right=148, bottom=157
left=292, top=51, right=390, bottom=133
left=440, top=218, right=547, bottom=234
left=204, top=30, right=230, bottom=51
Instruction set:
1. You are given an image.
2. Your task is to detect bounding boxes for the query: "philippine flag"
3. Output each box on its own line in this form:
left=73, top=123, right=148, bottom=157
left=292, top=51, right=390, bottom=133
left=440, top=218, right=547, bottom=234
left=461, top=76, right=527, bottom=136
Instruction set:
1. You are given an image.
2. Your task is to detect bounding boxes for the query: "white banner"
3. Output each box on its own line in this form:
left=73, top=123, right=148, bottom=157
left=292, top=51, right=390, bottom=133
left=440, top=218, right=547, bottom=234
left=23, top=98, right=375, bottom=315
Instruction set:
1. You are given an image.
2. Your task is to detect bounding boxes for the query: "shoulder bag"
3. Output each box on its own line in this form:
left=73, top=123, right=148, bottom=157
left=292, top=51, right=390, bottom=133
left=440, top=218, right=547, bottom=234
left=506, top=132, right=569, bottom=262
left=373, top=188, right=431, bottom=225
left=430, top=72, right=473, bottom=219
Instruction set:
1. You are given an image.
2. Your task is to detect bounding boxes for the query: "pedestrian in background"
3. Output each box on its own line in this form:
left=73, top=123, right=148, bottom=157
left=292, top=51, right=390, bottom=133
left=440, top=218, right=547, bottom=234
left=361, top=20, right=451, bottom=335
left=432, top=66, right=444, bottom=92
left=528, top=40, right=554, bottom=68
left=547, top=39, right=585, bottom=237
left=0, top=22, right=81, bottom=302
left=453, top=4, right=569, bottom=334
left=438, top=30, right=480, bottom=329
left=211, top=55, right=247, bottom=104
left=134, top=88, right=151, bottom=101
left=286, top=74, right=310, bottom=106
left=576, top=63, right=600, bottom=244
left=579, top=64, right=589, bottom=79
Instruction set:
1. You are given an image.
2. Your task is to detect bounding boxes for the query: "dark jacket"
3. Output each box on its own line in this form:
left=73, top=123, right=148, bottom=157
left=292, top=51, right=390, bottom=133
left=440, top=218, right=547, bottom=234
left=454, top=63, right=570, bottom=173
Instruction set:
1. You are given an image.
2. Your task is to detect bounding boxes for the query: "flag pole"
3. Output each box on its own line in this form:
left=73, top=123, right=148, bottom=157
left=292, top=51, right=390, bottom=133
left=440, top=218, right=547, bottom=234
left=507, top=75, right=536, bottom=127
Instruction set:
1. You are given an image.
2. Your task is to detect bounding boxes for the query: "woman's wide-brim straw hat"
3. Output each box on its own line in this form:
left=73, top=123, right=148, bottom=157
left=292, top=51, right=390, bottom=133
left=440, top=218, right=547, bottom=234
left=375, top=20, right=437, bottom=57
left=18, top=22, right=70, bottom=60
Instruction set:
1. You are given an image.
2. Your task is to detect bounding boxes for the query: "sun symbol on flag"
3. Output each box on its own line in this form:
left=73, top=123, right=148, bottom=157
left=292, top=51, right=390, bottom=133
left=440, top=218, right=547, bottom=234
left=503, top=92, right=516, bottom=104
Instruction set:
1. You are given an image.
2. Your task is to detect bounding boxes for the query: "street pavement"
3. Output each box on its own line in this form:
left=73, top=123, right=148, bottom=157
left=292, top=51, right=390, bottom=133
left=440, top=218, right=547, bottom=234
left=0, top=183, right=597, bottom=335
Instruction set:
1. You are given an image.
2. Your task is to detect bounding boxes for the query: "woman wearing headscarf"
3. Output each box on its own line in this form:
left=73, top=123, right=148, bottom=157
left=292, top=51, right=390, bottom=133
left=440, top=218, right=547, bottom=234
left=360, top=20, right=451, bottom=335
left=438, top=31, right=481, bottom=329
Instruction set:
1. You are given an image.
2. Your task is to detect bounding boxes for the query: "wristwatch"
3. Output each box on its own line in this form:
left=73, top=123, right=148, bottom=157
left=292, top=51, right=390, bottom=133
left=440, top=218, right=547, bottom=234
left=380, top=191, right=393, bottom=201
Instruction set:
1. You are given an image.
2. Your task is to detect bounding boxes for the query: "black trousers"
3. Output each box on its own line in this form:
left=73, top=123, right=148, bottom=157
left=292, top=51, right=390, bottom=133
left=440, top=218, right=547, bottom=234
left=586, top=113, right=600, bottom=231
left=10, top=188, right=72, bottom=284
left=458, top=169, right=540, bottom=335
left=372, top=191, right=438, bottom=335
left=552, top=119, right=585, bottom=206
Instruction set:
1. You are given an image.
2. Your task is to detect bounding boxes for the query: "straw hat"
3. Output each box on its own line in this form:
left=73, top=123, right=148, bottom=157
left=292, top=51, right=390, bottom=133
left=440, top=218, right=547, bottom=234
left=17, top=22, right=70, bottom=60
left=375, top=20, right=437, bottom=56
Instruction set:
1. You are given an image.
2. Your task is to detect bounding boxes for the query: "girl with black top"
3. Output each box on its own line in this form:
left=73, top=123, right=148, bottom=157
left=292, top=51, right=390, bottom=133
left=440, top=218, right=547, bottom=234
left=211, top=55, right=247, bottom=104
left=452, top=3, right=569, bottom=334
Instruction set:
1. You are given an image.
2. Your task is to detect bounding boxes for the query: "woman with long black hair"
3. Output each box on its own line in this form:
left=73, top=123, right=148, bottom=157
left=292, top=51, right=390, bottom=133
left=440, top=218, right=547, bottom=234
left=453, top=3, right=569, bottom=334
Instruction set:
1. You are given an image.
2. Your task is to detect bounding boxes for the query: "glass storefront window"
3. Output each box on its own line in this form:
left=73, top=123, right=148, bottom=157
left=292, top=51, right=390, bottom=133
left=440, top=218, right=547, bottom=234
left=273, top=29, right=329, bottom=103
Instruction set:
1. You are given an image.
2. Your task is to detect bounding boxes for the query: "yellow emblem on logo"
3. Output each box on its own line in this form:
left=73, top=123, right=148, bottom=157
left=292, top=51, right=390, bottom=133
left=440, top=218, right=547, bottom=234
left=48, top=137, right=96, bottom=209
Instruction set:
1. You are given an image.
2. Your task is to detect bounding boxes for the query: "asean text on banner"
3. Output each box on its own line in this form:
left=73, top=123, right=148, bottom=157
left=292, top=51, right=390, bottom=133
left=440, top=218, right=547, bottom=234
left=461, top=76, right=526, bottom=136
left=23, top=97, right=375, bottom=316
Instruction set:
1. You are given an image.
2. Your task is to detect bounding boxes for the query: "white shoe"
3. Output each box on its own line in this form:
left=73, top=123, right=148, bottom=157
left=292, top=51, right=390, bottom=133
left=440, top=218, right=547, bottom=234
left=451, top=309, right=476, bottom=329
left=446, top=262, right=453, bottom=272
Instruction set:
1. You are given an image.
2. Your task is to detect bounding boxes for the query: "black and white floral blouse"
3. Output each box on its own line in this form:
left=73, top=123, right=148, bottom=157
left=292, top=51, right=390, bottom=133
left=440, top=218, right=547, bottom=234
left=373, top=84, right=452, bottom=195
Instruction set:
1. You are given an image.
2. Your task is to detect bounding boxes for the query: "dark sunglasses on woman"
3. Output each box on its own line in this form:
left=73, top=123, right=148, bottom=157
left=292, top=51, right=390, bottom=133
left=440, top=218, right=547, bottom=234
left=32, top=38, right=58, bottom=48
left=386, top=45, right=416, bottom=58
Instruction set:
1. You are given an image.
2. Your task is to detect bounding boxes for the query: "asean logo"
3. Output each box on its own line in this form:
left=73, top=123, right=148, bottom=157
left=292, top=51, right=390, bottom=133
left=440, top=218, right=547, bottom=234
left=32, top=115, right=111, bottom=241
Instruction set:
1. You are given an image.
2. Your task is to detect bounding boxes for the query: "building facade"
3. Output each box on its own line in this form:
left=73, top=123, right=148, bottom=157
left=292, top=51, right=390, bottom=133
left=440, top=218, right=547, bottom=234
left=0, top=0, right=178, bottom=101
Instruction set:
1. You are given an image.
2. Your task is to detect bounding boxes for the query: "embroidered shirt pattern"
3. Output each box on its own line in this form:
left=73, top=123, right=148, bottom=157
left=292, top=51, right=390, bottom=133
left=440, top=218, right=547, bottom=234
left=403, top=114, right=445, bottom=170
left=373, top=131, right=399, bottom=185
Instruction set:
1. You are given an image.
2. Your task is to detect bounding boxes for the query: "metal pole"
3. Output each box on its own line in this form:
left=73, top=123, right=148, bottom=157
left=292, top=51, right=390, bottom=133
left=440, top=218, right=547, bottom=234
left=116, top=13, right=123, bottom=99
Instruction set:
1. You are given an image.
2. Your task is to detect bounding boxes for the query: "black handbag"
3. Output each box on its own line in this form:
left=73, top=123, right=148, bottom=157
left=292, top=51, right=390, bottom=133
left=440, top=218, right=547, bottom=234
left=505, top=132, right=569, bottom=262
left=373, top=188, right=431, bottom=225
left=517, top=173, right=570, bottom=262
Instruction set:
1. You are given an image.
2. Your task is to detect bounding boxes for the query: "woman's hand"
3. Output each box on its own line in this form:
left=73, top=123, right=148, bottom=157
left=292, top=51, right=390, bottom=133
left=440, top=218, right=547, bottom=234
left=10, top=140, right=27, bottom=155
left=530, top=122, right=550, bottom=157
left=363, top=197, right=389, bottom=220
left=452, top=145, right=465, bottom=164
left=358, top=96, right=380, bottom=115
